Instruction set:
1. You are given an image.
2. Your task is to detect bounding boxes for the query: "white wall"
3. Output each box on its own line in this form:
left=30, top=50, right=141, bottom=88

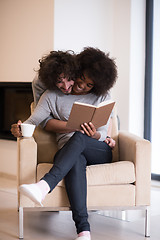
left=0, top=140, right=17, bottom=177
left=129, top=0, right=145, bottom=137
left=54, top=0, right=146, bottom=136
left=111, top=0, right=131, bottom=132
left=151, top=0, right=160, bottom=174
left=54, top=0, right=113, bottom=53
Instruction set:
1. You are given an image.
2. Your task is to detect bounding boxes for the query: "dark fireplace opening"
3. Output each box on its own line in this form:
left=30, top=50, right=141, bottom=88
left=0, top=82, right=34, bottom=140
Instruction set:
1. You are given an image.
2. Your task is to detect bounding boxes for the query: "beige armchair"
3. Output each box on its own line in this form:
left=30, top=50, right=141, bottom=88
left=17, top=107, right=151, bottom=239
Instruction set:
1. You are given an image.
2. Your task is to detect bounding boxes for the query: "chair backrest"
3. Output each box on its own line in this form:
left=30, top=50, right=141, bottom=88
left=33, top=125, right=58, bottom=164
left=32, top=103, right=119, bottom=164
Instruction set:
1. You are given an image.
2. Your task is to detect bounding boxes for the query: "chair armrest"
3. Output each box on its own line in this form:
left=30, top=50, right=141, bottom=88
left=17, top=137, right=37, bottom=185
left=118, top=130, right=151, bottom=206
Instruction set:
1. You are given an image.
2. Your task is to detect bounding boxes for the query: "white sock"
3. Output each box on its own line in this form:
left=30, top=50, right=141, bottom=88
left=36, top=180, right=50, bottom=200
left=78, top=231, right=91, bottom=239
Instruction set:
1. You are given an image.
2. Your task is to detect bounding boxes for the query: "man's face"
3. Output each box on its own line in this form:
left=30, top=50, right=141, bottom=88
left=56, top=73, right=74, bottom=94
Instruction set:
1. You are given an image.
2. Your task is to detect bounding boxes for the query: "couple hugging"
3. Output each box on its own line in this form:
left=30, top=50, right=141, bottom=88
left=11, top=47, right=117, bottom=240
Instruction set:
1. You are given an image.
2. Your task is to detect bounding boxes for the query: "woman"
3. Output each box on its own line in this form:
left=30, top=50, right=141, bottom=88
left=11, top=47, right=117, bottom=240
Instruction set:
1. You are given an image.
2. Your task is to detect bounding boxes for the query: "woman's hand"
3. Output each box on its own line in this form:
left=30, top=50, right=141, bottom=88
left=10, top=120, right=22, bottom=137
left=104, top=136, right=116, bottom=149
left=80, top=122, right=100, bottom=140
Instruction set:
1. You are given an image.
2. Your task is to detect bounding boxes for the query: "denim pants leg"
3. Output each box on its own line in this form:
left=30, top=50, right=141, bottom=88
left=41, top=132, right=112, bottom=233
left=64, top=132, right=112, bottom=233
left=65, top=154, right=89, bottom=233
left=41, top=132, right=90, bottom=190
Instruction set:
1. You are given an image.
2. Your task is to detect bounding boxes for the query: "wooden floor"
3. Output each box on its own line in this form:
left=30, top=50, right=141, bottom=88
left=0, top=177, right=160, bottom=240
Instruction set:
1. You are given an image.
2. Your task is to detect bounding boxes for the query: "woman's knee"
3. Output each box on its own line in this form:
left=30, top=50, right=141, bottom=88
left=73, top=131, right=84, bottom=138
left=71, top=131, right=86, bottom=143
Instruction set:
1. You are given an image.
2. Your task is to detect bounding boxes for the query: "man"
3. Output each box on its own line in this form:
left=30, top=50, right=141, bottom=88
left=11, top=50, right=76, bottom=137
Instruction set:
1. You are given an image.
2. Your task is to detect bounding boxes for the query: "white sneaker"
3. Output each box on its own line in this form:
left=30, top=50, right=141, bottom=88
left=75, top=237, right=91, bottom=240
left=19, top=184, right=43, bottom=206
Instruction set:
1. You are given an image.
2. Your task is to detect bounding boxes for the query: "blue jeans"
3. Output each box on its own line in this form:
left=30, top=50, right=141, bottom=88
left=42, top=132, right=112, bottom=233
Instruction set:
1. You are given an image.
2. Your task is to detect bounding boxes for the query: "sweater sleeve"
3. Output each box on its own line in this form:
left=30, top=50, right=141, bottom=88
left=24, top=91, right=53, bottom=126
left=97, top=118, right=110, bottom=141
left=96, top=92, right=112, bottom=141
left=32, top=74, right=47, bottom=106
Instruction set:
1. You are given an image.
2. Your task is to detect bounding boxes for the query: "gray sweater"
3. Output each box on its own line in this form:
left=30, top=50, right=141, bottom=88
left=25, top=89, right=111, bottom=149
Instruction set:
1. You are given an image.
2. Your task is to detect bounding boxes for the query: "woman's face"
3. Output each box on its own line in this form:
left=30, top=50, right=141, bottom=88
left=72, top=74, right=94, bottom=95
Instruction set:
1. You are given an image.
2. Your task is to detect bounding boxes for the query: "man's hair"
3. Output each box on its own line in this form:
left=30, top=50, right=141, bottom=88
left=76, top=47, right=118, bottom=96
left=38, top=50, right=76, bottom=90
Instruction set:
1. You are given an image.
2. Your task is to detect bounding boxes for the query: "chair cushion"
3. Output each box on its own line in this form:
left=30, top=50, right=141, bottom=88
left=37, top=161, right=135, bottom=187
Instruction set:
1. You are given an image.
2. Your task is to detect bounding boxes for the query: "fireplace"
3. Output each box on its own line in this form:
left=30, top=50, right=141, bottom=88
left=0, top=82, right=34, bottom=140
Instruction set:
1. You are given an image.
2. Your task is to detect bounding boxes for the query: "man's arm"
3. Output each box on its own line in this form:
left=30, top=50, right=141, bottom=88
left=32, top=74, right=46, bottom=106
left=10, top=118, right=74, bottom=138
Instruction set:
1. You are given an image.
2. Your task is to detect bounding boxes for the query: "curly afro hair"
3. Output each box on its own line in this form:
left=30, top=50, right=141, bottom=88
left=76, top=47, right=118, bottom=96
left=38, top=50, right=76, bottom=90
